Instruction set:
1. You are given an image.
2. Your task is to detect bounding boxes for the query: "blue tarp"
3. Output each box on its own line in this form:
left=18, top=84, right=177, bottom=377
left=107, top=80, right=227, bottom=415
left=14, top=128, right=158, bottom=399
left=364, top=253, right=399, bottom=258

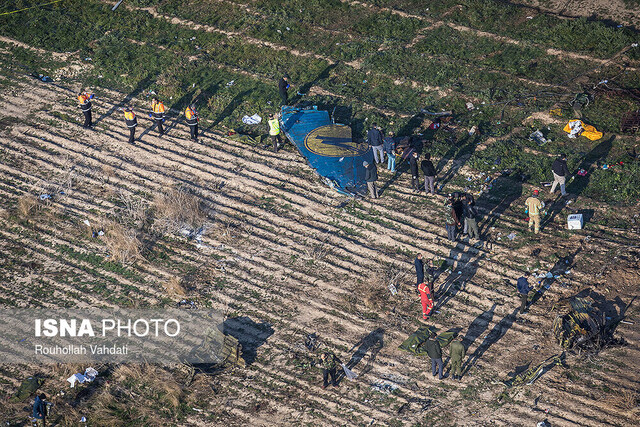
left=280, top=106, right=373, bottom=196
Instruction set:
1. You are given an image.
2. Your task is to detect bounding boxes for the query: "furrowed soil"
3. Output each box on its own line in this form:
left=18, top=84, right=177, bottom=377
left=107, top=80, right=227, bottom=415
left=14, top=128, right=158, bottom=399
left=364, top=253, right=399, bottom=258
left=0, top=67, right=638, bottom=427
left=0, top=1, right=639, bottom=426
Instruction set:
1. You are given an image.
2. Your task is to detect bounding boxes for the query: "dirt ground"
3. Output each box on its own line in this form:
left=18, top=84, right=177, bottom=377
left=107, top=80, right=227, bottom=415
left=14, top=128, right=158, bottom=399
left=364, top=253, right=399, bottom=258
left=0, top=60, right=638, bottom=426
left=516, top=0, right=640, bottom=28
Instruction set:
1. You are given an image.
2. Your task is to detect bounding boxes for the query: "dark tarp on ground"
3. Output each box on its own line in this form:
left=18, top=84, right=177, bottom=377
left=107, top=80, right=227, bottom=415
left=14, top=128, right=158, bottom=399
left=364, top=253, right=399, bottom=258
left=280, top=106, right=372, bottom=196
left=399, top=326, right=456, bottom=356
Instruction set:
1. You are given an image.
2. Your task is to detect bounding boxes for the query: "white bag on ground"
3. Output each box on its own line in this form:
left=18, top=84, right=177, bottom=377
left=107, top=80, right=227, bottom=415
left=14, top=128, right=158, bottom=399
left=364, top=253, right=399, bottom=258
left=342, top=364, right=357, bottom=380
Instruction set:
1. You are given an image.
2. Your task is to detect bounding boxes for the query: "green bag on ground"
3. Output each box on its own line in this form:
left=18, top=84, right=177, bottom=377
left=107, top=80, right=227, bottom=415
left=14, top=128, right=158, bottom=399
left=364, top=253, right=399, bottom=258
left=10, top=377, right=44, bottom=402
left=399, top=326, right=456, bottom=356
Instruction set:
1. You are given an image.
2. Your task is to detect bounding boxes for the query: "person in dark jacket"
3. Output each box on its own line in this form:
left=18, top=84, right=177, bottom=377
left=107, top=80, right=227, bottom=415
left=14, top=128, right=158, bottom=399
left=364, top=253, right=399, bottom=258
left=363, top=161, right=379, bottom=199
left=383, top=131, right=396, bottom=172
left=409, top=151, right=420, bottom=192
left=278, top=75, right=290, bottom=105
left=463, top=194, right=480, bottom=240
left=367, top=124, right=384, bottom=164
left=517, top=272, right=532, bottom=314
left=452, top=192, right=464, bottom=229
left=421, top=153, right=437, bottom=195
left=425, top=333, right=444, bottom=379
left=414, top=253, right=424, bottom=288
left=551, top=154, right=569, bottom=196
left=319, top=351, right=339, bottom=388
left=426, top=258, right=437, bottom=298
left=32, top=393, right=46, bottom=426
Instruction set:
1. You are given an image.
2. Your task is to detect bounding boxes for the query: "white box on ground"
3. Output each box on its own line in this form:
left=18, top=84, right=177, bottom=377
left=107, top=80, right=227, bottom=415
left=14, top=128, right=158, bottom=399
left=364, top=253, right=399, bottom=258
left=567, top=214, right=583, bottom=230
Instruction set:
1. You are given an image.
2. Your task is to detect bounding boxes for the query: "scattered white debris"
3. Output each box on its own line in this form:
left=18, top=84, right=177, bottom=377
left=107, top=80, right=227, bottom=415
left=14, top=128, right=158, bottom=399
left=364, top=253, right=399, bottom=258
left=242, top=113, right=262, bottom=125
left=83, top=219, right=91, bottom=227
left=67, top=367, right=98, bottom=388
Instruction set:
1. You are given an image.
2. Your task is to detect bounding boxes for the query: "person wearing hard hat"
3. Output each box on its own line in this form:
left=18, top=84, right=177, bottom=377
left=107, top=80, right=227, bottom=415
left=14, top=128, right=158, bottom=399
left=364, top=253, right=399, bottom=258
left=77, top=91, right=94, bottom=128
left=123, top=107, right=137, bottom=144
left=151, top=97, right=166, bottom=136
left=185, top=104, right=199, bottom=141
left=268, top=113, right=282, bottom=152
left=525, top=189, right=545, bottom=234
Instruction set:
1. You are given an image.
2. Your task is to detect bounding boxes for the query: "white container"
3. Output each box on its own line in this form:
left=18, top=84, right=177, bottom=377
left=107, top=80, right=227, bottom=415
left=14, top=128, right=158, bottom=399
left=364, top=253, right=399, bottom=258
left=567, top=214, right=583, bottom=230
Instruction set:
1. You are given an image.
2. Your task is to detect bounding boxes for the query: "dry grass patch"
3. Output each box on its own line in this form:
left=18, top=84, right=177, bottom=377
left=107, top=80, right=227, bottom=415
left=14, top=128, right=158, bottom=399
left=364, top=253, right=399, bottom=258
left=165, top=276, right=187, bottom=297
left=104, top=221, right=142, bottom=264
left=151, top=188, right=208, bottom=237
left=17, top=194, right=37, bottom=218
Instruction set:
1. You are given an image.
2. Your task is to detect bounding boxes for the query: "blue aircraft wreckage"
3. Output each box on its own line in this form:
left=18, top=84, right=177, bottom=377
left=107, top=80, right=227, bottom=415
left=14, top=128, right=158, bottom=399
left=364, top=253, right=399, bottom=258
left=280, top=106, right=373, bottom=196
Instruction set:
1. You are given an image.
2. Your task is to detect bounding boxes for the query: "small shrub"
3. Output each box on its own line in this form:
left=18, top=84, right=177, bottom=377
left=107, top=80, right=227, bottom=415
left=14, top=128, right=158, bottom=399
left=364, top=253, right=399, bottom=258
left=104, top=221, right=142, bottom=264
left=17, top=195, right=37, bottom=218
left=151, top=188, right=207, bottom=237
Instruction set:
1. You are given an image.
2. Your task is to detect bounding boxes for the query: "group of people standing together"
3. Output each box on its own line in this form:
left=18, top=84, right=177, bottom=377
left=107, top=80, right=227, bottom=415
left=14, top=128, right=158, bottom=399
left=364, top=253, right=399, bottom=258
left=362, top=124, right=439, bottom=200
left=76, top=91, right=200, bottom=145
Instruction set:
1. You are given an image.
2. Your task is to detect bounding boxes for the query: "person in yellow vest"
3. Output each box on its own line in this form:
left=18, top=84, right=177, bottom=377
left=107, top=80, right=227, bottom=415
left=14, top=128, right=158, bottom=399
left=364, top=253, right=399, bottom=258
left=525, top=189, right=545, bottom=234
left=268, top=113, right=282, bottom=152
left=185, top=104, right=199, bottom=141
left=123, top=107, right=137, bottom=144
left=151, top=97, right=166, bottom=135
left=77, top=91, right=94, bottom=128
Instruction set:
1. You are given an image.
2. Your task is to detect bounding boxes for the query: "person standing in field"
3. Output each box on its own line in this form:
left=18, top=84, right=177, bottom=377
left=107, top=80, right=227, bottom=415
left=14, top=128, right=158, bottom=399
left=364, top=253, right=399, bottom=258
left=278, top=75, right=290, bottom=105
left=418, top=281, right=434, bottom=319
left=409, top=151, right=420, bottom=192
left=444, top=197, right=457, bottom=242
left=383, top=131, right=396, bottom=172
left=268, top=113, right=282, bottom=152
left=367, top=124, right=384, bottom=165
left=421, top=152, right=437, bottom=195
left=363, top=161, right=379, bottom=199
left=319, top=350, right=339, bottom=388
left=551, top=154, right=569, bottom=196
left=426, top=258, right=437, bottom=299
left=414, top=253, right=424, bottom=289
left=151, top=97, right=166, bottom=136
left=517, top=272, right=532, bottom=314
left=425, top=332, right=445, bottom=380
left=123, top=107, right=137, bottom=144
left=449, top=336, right=465, bottom=380
left=463, top=194, right=480, bottom=241
left=525, top=189, right=545, bottom=234
left=77, top=90, right=94, bottom=129
left=184, top=104, right=199, bottom=141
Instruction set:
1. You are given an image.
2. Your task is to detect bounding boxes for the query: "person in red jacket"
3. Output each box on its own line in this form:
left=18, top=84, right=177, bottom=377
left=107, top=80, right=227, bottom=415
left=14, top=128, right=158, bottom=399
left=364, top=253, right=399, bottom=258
left=418, top=281, right=434, bottom=319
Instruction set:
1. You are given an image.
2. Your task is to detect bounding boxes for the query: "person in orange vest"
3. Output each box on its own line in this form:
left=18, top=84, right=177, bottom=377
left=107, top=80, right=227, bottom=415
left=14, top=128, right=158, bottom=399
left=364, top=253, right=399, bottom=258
left=123, top=107, right=137, bottom=144
left=77, top=91, right=94, bottom=128
left=185, top=104, right=199, bottom=141
left=418, top=281, right=434, bottom=319
left=150, top=97, right=166, bottom=135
